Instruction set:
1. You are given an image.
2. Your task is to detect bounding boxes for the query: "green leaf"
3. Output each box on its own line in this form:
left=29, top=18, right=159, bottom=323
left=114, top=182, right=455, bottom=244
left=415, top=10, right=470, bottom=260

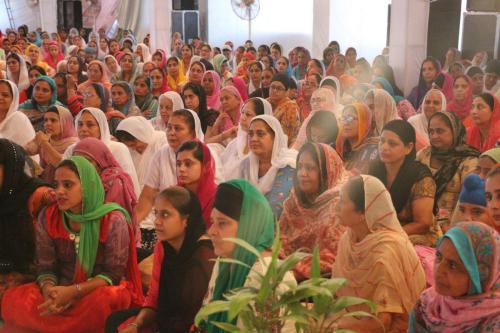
left=331, top=296, right=375, bottom=313
left=224, top=237, right=263, bottom=262
left=195, top=300, right=231, bottom=325
left=227, top=292, right=256, bottom=321
left=340, top=310, right=377, bottom=319
left=210, top=321, right=242, bottom=332
left=320, top=278, right=346, bottom=294
left=310, top=246, right=321, bottom=279
left=216, top=257, right=252, bottom=270
left=275, top=251, right=310, bottom=282
left=335, top=329, right=359, bottom=333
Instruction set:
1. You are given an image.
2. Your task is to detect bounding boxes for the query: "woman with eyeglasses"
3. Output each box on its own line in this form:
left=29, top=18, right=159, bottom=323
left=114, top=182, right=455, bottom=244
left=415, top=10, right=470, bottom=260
left=335, top=103, right=379, bottom=174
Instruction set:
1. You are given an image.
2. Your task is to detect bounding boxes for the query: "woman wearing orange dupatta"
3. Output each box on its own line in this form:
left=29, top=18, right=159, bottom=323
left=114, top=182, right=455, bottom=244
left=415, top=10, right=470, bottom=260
left=332, top=175, right=426, bottom=333
left=1, top=156, right=143, bottom=333
left=466, top=93, right=500, bottom=153
left=279, top=142, right=347, bottom=280
left=78, top=60, right=113, bottom=92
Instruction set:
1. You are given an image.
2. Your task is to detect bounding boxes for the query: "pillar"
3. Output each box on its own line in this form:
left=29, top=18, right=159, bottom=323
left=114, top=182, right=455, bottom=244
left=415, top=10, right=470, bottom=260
left=388, top=0, right=430, bottom=95
left=138, top=0, right=171, bottom=54
left=38, top=0, right=57, bottom=33
left=312, top=0, right=330, bottom=59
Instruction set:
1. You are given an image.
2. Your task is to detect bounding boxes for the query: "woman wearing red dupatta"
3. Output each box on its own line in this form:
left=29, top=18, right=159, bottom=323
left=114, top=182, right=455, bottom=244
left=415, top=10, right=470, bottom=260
left=44, top=41, right=64, bottom=71
left=176, top=140, right=217, bottom=227
left=73, top=137, right=140, bottom=246
left=1, top=156, right=143, bottom=333
left=466, top=93, right=500, bottom=153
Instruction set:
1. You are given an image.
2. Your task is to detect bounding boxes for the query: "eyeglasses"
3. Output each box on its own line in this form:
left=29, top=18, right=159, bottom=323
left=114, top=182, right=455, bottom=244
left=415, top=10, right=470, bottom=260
left=341, top=115, right=358, bottom=124
left=311, top=97, right=326, bottom=104
left=270, top=84, right=286, bottom=92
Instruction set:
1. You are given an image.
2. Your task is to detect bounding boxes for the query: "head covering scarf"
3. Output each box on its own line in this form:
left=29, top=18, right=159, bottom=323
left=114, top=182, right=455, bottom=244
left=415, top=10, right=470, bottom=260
left=428, top=111, right=480, bottom=201
left=134, top=76, right=157, bottom=117
left=0, top=80, right=35, bottom=146
left=336, top=103, right=374, bottom=156
left=203, top=70, right=222, bottom=110
left=116, top=116, right=167, bottom=186
left=279, top=143, right=348, bottom=274
left=60, top=156, right=130, bottom=279
left=177, top=140, right=217, bottom=226
left=320, top=76, right=342, bottom=103
left=408, top=88, right=447, bottom=142
left=0, top=139, right=45, bottom=273
left=364, top=88, right=400, bottom=136
left=135, top=43, right=151, bottom=63
left=112, top=81, right=138, bottom=116
left=166, top=57, right=187, bottom=92
left=372, top=76, right=404, bottom=103
left=218, top=85, right=243, bottom=132
left=481, top=147, right=500, bottom=163
left=19, top=75, right=59, bottom=111
left=226, top=76, right=248, bottom=101
left=44, top=40, right=64, bottom=70
left=103, top=55, right=121, bottom=76
left=326, top=54, right=346, bottom=78
left=114, top=52, right=139, bottom=85
left=240, top=115, right=298, bottom=194
left=446, top=75, right=474, bottom=120
left=154, top=91, right=185, bottom=131
left=466, top=95, right=500, bottom=152
left=6, top=53, right=30, bottom=91
left=25, top=44, right=50, bottom=70
left=212, top=54, right=226, bottom=75
left=333, top=175, right=426, bottom=316
left=157, top=188, right=207, bottom=330
left=368, top=120, right=434, bottom=214
left=207, top=179, right=275, bottom=333
left=74, top=107, right=112, bottom=143
left=80, top=60, right=111, bottom=90
left=409, top=222, right=499, bottom=333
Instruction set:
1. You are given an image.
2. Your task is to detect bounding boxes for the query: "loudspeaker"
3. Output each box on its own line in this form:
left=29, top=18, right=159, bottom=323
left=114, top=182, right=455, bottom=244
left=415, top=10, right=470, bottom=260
left=467, top=0, right=500, bottom=12
left=461, top=13, right=500, bottom=59
left=172, top=11, right=200, bottom=43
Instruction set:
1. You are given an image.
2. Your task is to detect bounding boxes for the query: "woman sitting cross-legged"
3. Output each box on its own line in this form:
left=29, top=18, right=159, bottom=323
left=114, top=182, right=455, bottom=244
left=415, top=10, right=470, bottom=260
left=1, top=156, right=143, bottom=332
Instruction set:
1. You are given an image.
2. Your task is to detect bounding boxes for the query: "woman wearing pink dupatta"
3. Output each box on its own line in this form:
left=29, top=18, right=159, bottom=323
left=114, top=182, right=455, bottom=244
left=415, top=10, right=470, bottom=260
left=202, top=70, right=222, bottom=110
left=447, top=74, right=473, bottom=121
left=410, top=222, right=500, bottom=332
left=73, top=137, right=140, bottom=245
left=279, top=142, right=348, bottom=280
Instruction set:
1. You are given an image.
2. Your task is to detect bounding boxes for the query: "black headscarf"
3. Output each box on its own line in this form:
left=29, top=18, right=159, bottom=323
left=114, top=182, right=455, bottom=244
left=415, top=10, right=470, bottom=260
left=157, top=188, right=209, bottom=332
left=428, top=111, right=480, bottom=201
left=368, top=120, right=434, bottom=214
left=0, top=139, right=45, bottom=273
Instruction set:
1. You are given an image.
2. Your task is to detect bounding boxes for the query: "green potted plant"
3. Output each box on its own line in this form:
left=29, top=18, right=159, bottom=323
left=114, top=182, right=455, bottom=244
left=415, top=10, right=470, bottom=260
left=195, top=230, right=380, bottom=333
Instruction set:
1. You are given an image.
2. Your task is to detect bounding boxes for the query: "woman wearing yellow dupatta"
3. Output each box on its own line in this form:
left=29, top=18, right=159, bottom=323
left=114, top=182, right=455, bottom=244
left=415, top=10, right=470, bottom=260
left=25, top=44, right=54, bottom=76
left=166, top=56, right=187, bottom=93
left=332, top=175, right=426, bottom=333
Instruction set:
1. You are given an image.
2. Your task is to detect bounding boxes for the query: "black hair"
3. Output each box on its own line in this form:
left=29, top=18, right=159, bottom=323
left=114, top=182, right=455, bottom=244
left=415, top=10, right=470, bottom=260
left=477, top=93, right=495, bottom=111
left=6, top=52, right=21, bottom=63
left=328, top=40, right=340, bottom=51
left=373, top=64, right=404, bottom=96
left=90, top=82, right=110, bottom=111
left=176, top=140, right=203, bottom=162
left=245, top=97, right=265, bottom=116
left=246, top=46, right=257, bottom=53
left=295, top=142, right=328, bottom=207
left=171, top=109, right=196, bottom=133
left=29, top=65, right=47, bottom=77
left=306, top=111, right=339, bottom=144
left=182, top=82, right=207, bottom=113
left=156, top=186, right=195, bottom=218
left=258, top=44, right=270, bottom=54
left=345, top=47, right=357, bottom=56
left=347, top=176, right=365, bottom=212
left=382, top=119, right=417, bottom=160
left=0, top=80, right=13, bottom=97
left=56, top=159, right=80, bottom=176
left=115, top=130, right=137, bottom=143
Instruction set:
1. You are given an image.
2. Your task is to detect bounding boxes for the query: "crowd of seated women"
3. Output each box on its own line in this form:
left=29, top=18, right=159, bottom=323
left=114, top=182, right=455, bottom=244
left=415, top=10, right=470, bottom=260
left=0, top=26, right=499, bottom=332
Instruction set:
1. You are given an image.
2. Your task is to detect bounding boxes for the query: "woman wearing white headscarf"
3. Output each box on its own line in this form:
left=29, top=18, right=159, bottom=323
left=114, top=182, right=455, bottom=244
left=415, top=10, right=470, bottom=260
left=238, top=114, right=297, bottom=218
left=0, top=79, right=35, bottom=147
left=408, top=88, right=447, bottom=144
left=6, top=53, right=30, bottom=93
left=63, top=107, right=141, bottom=195
left=115, top=116, right=167, bottom=188
left=135, top=43, right=152, bottom=64
left=151, top=91, right=185, bottom=131
left=320, top=76, right=344, bottom=118
left=222, top=97, right=273, bottom=179
left=364, top=88, right=400, bottom=136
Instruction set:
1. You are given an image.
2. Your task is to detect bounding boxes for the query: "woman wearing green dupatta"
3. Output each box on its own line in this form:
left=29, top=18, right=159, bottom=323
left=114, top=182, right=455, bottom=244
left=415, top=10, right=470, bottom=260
left=2, top=156, right=143, bottom=333
left=200, top=179, right=296, bottom=333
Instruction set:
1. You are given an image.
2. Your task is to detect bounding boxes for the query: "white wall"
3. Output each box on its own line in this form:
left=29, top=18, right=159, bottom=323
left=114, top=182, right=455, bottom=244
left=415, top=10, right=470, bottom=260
left=330, top=0, right=391, bottom=63
left=207, top=0, right=313, bottom=54
left=1, top=0, right=41, bottom=31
